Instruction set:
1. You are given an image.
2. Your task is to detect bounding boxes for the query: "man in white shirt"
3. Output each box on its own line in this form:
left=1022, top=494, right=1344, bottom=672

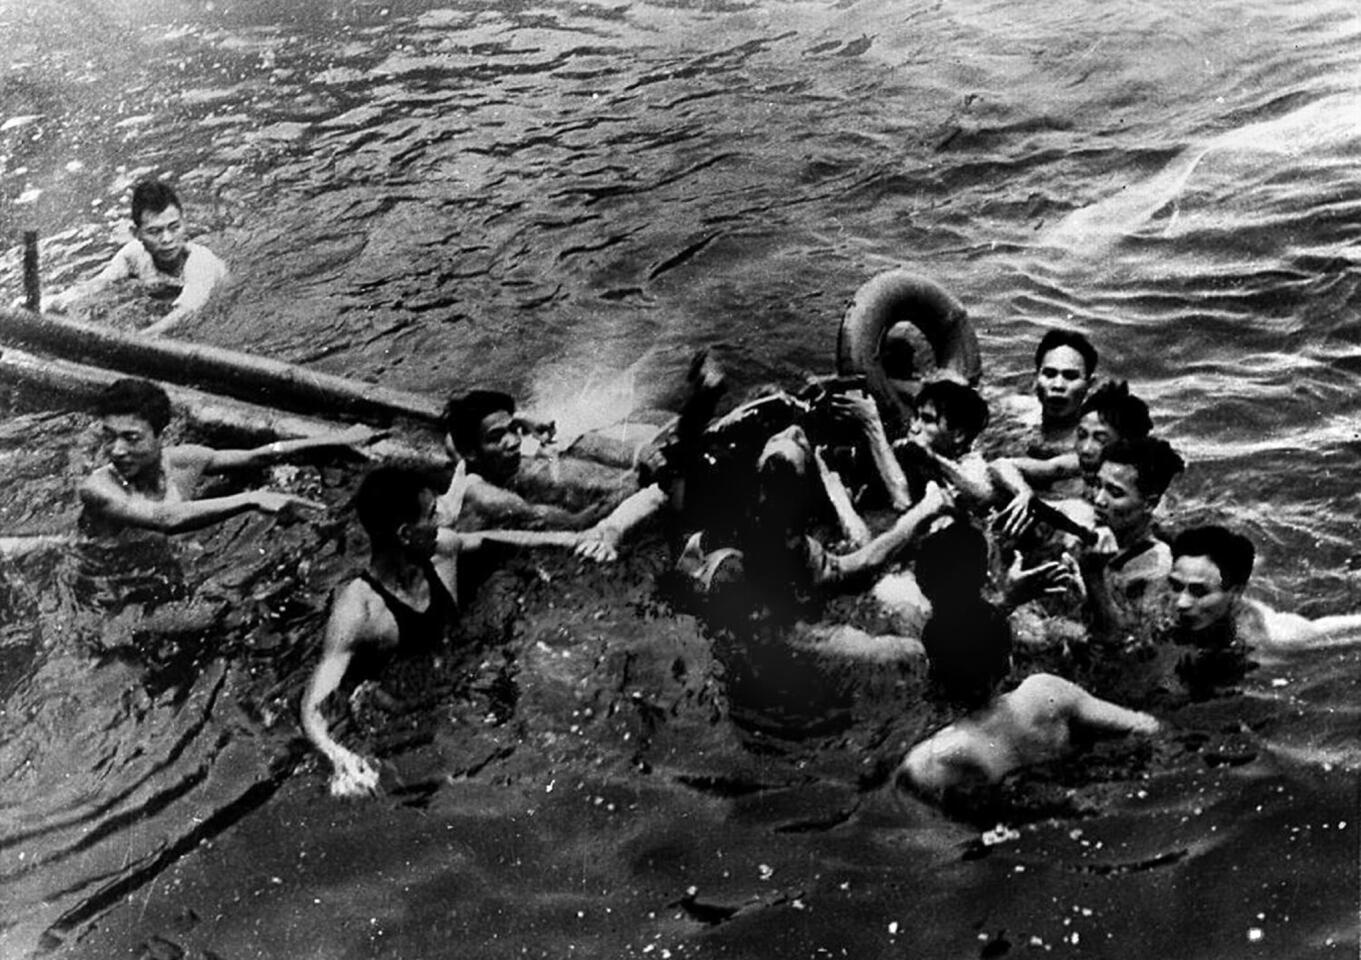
left=45, top=179, right=227, bottom=336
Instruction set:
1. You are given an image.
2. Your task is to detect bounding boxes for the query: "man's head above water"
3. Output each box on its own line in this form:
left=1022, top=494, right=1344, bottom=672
left=1168, top=525, right=1254, bottom=634
left=1033, top=328, right=1098, bottom=427
left=130, top=179, right=187, bottom=271
left=95, top=378, right=172, bottom=483
left=442, top=388, right=521, bottom=480
left=910, top=380, right=989, bottom=458
left=1074, top=380, right=1152, bottom=476
left=1092, top=436, right=1185, bottom=540
left=354, top=466, right=439, bottom=556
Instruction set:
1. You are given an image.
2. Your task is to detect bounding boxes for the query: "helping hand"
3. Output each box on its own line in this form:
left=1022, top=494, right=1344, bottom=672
left=1004, top=552, right=1080, bottom=605
left=574, top=525, right=621, bottom=563
left=995, top=492, right=1036, bottom=540
left=253, top=490, right=327, bottom=519
left=827, top=391, right=880, bottom=429
left=337, top=424, right=390, bottom=448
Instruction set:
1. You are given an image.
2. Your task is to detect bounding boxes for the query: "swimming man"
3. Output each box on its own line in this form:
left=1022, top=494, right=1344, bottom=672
left=80, top=378, right=377, bottom=535
left=301, top=467, right=484, bottom=797
left=1167, top=525, right=1361, bottom=656
left=43, top=179, right=228, bottom=336
left=898, top=671, right=1160, bottom=799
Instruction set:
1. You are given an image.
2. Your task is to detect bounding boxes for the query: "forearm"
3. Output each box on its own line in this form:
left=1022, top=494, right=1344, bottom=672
left=819, top=464, right=871, bottom=547
left=594, top=484, right=666, bottom=539
left=832, top=502, right=937, bottom=580
left=143, top=305, right=193, bottom=336
left=301, top=649, right=355, bottom=765
left=861, top=422, right=912, bottom=510
left=1079, top=563, right=1123, bottom=639
left=126, top=492, right=259, bottom=533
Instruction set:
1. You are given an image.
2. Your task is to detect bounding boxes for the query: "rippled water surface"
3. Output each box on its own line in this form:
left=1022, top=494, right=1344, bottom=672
left=2, top=0, right=1360, bottom=957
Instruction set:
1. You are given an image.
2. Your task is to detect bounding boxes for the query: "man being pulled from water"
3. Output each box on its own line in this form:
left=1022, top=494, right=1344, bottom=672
left=42, top=179, right=228, bottom=336
left=302, top=467, right=484, bottom=797
left=80, top=378, right=379, bottom=536
left=682, top=415, right=957, bottom=628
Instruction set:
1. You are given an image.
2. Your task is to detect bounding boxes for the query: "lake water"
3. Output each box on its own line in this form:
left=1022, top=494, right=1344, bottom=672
left=1, top=0, right=1359, bottom=957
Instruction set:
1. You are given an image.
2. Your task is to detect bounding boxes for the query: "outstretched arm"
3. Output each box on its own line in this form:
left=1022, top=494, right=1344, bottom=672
left=1069, top=685, right=1161, bottom=735
left=301, top=581, right=382, bottom=798
left=462, top=475, right=607, bottom=530
left=1245, top=599, right=1361, bottom=653
left=1014, top=672, right=1160, bottom=735
left=574, top=483, right=668, bottom=562
left=79, top=475, right=323, bottom=534
left=44, top=244, right=136, bottom=312
left=195, top=426, right=386, bottom=472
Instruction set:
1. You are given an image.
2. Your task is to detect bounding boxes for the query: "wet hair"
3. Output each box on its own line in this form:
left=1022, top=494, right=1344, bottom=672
left=1079, top=380, right=1152, bottom=442
left=95, top=378, right=172, bottom=434
left=915, top=521, right=1010, bottom=707
left=131, top=180, right=182, bottom=228
left=1100, top=436, right=1185, bottom=498
left=916, top=380, right=990, bottom=444
left=914, top=520, right=990, bottom=603
left=441, top=389, right=516, bottom=457
left=354, top=467, right=430, bottom=546
left=1034, top=329, right=1098, bottom=376
left=923, top=603, right=1013, bottom=709
left=1171, top=525, right=1255, bottom=590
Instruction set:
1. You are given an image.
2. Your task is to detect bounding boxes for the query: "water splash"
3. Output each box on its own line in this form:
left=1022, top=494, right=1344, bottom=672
left=526, top=348, right=661, bottom=446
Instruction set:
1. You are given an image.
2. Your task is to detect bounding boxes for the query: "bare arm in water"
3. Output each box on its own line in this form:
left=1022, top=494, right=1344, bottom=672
left=78, top=469, right=324, bottom=534
left=301, top=579, right=387, bottom=798
left=301, top=532, right=479, bottom=797
left=1239, top=599, right=1361, bottom=656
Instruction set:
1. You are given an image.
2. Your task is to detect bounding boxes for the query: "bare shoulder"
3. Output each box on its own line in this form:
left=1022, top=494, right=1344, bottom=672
left=1007, top=672, right=1083, bottom=716
left=327, top=577, right=396, bottom=650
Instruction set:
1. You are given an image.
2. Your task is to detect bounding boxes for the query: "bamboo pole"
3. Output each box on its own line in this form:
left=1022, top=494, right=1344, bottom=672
left=0, top=346, right=447, bottom=471
left=0, top=306, right=443, bottom=426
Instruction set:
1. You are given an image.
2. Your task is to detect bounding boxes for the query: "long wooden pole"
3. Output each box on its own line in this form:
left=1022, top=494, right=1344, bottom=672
left=0, top=306, right=443, bottom=426
left=0, top=345, right=447, bottom=470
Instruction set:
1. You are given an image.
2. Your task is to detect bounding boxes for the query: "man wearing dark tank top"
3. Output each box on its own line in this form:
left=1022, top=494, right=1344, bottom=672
left=301, top=467, right=484, bottom=797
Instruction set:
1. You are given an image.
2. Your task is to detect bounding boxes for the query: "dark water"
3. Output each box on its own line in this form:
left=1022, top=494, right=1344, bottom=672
left=2, top=0, right=1360, bottom=956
